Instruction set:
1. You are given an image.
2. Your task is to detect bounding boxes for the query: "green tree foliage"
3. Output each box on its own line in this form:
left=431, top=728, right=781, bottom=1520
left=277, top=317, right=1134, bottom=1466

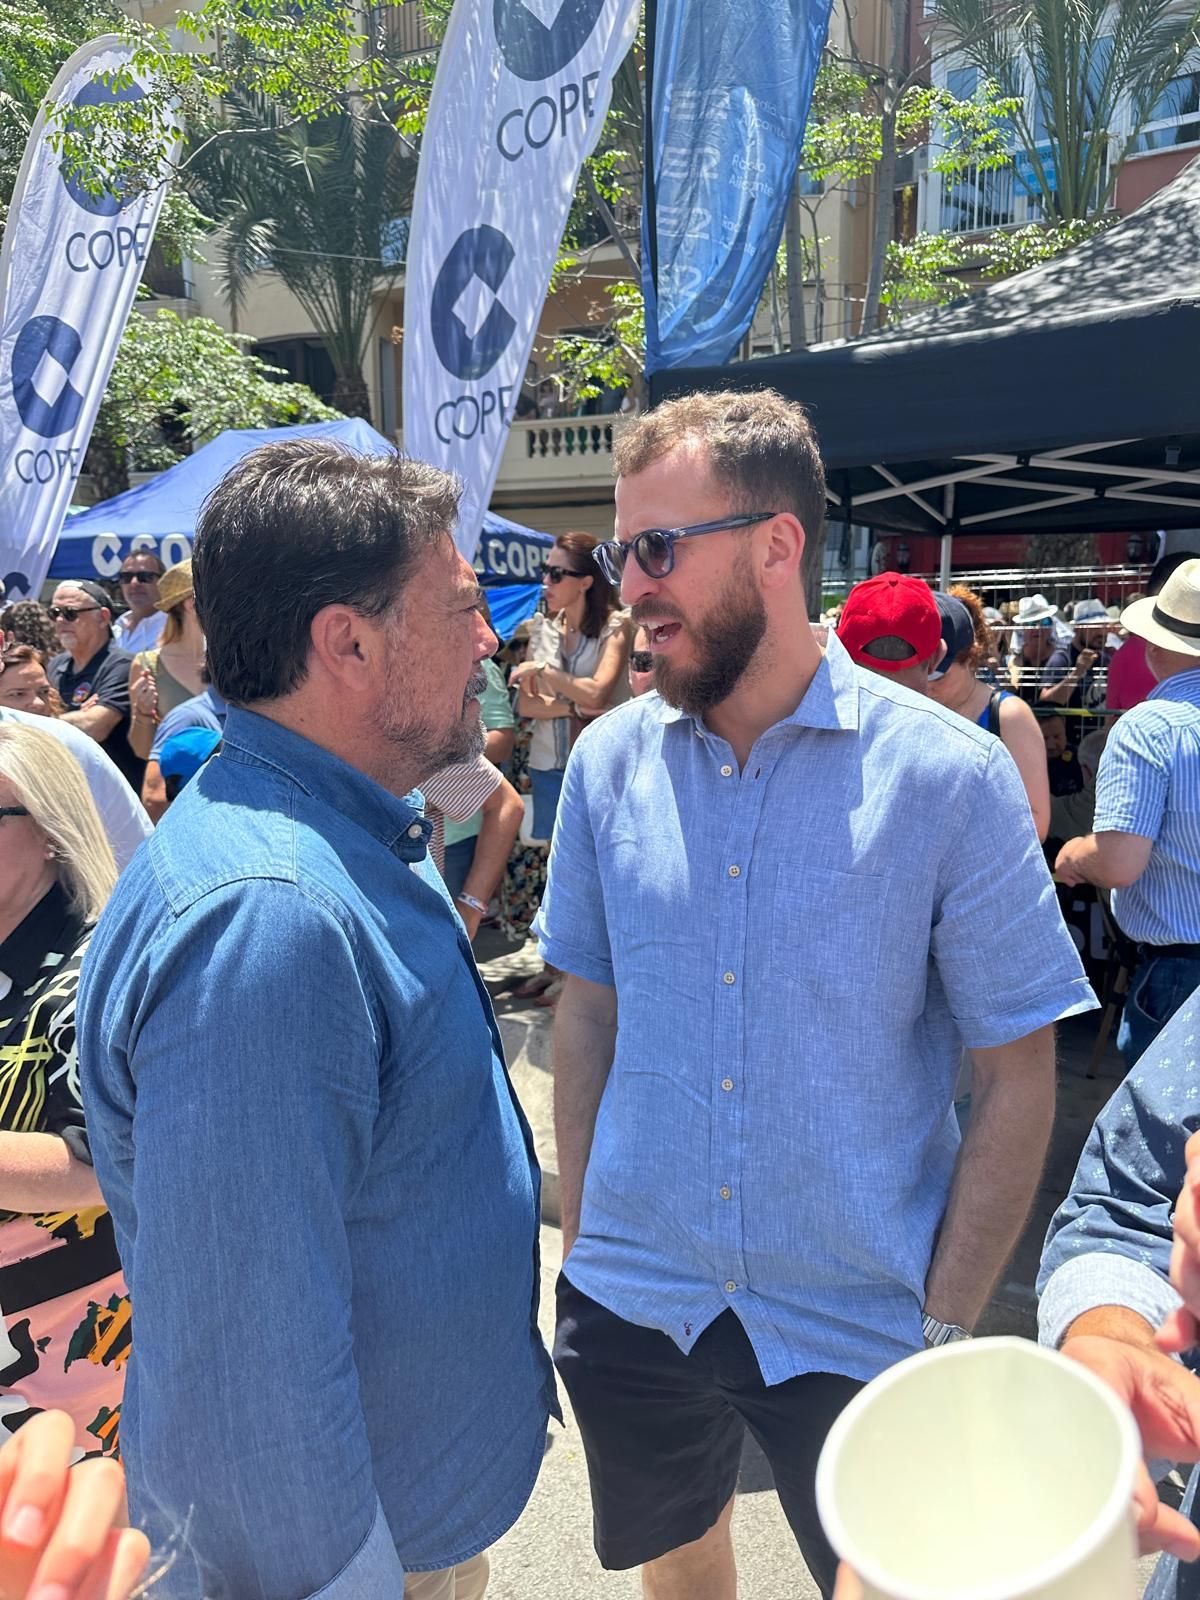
left=184, top=98, right=414, bottom=419
left=87, top=309, right=340, bottom=498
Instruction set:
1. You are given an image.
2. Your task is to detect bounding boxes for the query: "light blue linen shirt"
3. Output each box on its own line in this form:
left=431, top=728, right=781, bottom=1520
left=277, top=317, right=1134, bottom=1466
left=1094, top=666, right=1200, bottom=944
left=536, top=633, right=1095, bottom=1385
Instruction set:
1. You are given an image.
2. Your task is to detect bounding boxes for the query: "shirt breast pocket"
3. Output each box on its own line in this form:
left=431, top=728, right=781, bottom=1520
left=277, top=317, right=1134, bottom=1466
left=767, top=864, right=885, bottom=999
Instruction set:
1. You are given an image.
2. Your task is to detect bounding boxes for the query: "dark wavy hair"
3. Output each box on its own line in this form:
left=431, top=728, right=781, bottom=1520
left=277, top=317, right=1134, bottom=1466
left=0, top=600, right=59, bottom=656
left=194, top=440, right=460, bottom=704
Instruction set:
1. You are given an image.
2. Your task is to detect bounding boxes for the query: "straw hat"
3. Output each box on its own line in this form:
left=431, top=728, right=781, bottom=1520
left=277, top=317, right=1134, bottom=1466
left=1120, top=559, right=1200, bottom=657
left=154, top=559, right=194, bottom=613
left=1071, top=597, right=1108, bottom=625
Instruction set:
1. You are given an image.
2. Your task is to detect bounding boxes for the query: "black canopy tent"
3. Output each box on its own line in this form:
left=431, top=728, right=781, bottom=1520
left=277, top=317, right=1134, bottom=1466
left=650, top=156, right=1200, bottom=560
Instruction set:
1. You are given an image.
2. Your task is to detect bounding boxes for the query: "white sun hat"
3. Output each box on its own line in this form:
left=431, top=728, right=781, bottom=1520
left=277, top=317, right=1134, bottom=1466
left=1120, top=559, right=1200, bottom=658
left=1013, top=593, right=1058, bottom=625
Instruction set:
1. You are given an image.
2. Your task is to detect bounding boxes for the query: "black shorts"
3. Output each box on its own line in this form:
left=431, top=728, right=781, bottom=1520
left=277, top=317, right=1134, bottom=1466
left=553, top=1273, right=862, bottom=1598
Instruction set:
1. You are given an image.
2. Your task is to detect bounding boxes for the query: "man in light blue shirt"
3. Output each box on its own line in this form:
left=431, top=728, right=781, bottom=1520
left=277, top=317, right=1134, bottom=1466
left=80, top=441, right=556, bottom=1599
left=538, top=389, right=1094, bottom=1600
left=1058, top=559, right=1200, bottom=1066
left=1038, top=987, right=1200, bottom=1592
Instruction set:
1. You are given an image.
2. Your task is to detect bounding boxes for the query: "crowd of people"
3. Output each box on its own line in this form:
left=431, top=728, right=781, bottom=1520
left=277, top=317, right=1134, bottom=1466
left=1, top=389, right=1200, bottom=1600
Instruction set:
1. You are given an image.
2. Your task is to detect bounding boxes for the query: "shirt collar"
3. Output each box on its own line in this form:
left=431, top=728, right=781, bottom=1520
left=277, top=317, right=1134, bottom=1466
left=1148, top=666, right=1200, bottom=703
left=651, top=629, right=860, bottom=736
left=0, top=881, right=84, bottom=991
left=60, top=643, right=112, bottom=679
left=220, top=707, right=433, bottom=861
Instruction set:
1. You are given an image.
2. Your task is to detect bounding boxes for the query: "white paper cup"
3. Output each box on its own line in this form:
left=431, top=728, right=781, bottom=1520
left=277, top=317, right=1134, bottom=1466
left=816, top=1337, right=1140, bottom=1600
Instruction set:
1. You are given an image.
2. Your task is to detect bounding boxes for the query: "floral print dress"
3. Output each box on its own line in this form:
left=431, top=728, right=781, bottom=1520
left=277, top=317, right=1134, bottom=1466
left=0, top=884, right=129, bottom=1457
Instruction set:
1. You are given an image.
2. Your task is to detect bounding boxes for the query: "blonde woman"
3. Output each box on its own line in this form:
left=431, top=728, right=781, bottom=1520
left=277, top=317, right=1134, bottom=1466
left=127, top=560, right=205, bottom=762
left=0, top=723, right=130, bottom=1457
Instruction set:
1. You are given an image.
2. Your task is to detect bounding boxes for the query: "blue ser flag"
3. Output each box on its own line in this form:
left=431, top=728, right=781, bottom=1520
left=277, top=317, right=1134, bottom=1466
left=642, top=0, right=833, bottom=374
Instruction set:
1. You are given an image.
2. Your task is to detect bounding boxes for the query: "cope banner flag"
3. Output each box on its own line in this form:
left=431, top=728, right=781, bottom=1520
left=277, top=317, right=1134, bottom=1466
left=404, top=0, right=639, bottom=562
left=0, top=36, right=173, bottom=598
left=642, top=0, right=833, bottom=373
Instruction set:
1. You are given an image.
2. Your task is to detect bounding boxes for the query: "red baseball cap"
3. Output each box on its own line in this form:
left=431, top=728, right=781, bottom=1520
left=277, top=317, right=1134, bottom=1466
left=837, top=574, right=941, bottom=672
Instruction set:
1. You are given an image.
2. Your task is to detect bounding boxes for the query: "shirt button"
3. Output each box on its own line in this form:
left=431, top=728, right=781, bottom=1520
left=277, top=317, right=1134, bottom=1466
left=719, top=1186, right=732, bottom=1200
left=728, top=864, right=741, bottom=878
left=721, top=1078, right=734, bottom=1091
left=725, top=1280, right=738, bottom=1293
left=406, top=823, right=423, bottom=840
left=722, top=971, right=736, bottom=985
left=720, top=764, right=733, bottom=776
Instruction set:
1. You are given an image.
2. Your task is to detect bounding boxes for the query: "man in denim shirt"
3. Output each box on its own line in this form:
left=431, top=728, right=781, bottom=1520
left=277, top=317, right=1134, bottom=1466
left=1039, top=989, right=1200, bottom=1591
left=79, top=442, right=556, bottom=1599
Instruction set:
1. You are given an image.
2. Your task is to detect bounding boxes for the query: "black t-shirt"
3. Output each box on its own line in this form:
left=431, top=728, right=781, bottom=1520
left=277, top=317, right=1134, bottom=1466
left=49, top=641, right=143, bottom=790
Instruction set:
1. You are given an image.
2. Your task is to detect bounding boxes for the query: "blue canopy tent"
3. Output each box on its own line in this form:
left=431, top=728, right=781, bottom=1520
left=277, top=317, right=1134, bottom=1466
left=46, top=418, right=550, bottom=637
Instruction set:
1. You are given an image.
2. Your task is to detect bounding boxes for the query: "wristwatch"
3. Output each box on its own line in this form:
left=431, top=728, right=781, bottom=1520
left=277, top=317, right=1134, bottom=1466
left=922, top=1313, right=972, bottom=1348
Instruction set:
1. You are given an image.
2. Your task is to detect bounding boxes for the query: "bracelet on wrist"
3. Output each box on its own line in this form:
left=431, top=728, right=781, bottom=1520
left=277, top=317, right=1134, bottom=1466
left=457, top=892, right=488, bottom=916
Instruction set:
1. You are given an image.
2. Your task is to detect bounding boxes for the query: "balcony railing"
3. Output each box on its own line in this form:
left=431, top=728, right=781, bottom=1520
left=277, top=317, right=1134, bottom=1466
left=523, top=420, right=615, bottom=463
left=396, top=416, right=620, bottom=496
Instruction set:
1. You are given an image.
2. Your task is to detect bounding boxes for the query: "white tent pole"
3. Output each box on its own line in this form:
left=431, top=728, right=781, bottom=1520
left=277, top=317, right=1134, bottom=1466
left=939, top=483, right=955, bottom=589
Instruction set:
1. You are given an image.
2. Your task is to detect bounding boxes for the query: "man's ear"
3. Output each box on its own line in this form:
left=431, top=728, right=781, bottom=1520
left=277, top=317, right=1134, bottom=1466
left=761, top=512, right=805, bottom=589
left=309, top=604, right=379, bottom=689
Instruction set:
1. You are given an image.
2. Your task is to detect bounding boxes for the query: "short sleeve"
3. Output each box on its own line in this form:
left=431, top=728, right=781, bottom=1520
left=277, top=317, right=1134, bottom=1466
left=91, top=651, right=132, bottom=714
left=1093, top=710, right=1169, bottom=841
left=931, top=741, right=1095, bottom=1048
left=534, top=742, right=614, bottom=986
left=422, top=755, right=502, bottom=821
left=150, top=701, right=218, bottom=761
left=1042, top=647, right=1072, bottom=685
left=480, top=660, right=516, bottom=731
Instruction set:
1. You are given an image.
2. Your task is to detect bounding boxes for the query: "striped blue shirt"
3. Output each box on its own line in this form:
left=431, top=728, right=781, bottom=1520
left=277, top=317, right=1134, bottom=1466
left=1095, top=667, right=1200, bottom=945
left=536, top=634, right=1095, bottom=1386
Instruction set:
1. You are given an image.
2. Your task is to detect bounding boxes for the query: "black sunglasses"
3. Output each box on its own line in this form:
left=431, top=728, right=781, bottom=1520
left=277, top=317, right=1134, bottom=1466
left=630, top=650, right=653, bottom=673
left=595, top=512, right=778, bottom=586
left=47, top=604, right=101, bottom=622
left=542, top=564, right=588, bottom=584
left=0, top=806, right=29, bottom=819
left=120, top=570, right=160, bottom=584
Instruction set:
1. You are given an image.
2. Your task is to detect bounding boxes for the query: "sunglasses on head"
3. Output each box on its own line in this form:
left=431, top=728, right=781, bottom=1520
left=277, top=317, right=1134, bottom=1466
left=0, top=806, right=29, bottom=819
left=629, top=650, right=654, bottom=673
left=47, top=604, right=101, bottom=622
left=542, top=564, right=587, bottom=584
left=595, top=512, right=778, bottom=586
left=120, top=570, right=160, bottom=584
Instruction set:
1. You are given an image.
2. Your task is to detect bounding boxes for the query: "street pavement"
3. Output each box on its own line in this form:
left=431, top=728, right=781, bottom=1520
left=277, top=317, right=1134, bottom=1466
left=476, top=931, right=1165, bottom=1598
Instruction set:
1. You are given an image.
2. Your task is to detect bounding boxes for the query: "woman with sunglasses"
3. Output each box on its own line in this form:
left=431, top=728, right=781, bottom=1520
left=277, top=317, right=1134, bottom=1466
left=508, top=533, right=629, bottom=1001
left=0, top=723, right=130, bottom=1458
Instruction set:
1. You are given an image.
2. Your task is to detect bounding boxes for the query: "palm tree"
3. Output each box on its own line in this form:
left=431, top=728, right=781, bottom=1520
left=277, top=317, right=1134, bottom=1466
left=185, top=95, right=415, bottom=419
left=932, top=0, right=1200, bottom=223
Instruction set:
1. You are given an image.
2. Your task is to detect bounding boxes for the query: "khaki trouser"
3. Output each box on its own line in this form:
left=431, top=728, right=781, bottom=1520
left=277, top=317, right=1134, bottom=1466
left=403, top=1553, right=490, bottom=1600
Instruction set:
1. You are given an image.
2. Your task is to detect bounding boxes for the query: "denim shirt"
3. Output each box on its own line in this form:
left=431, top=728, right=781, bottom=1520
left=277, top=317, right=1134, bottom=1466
left=1038, top=990, right=1200, bottom=1600
left=79, top=709, right=556, bottom=1599
left=537, top=634, right=1095, bottom=1385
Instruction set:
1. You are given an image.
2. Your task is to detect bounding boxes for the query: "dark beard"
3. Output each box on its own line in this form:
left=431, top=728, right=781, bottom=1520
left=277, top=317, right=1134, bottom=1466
left=373, top=670, right=487, bottom=780
left=650, top=565, right=767, bottom=718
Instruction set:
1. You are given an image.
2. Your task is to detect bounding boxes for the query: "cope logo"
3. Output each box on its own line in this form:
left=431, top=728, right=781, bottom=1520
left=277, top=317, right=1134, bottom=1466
left=12, top=316, right=84, bottom=437
left=431, top=225, right=517, bottom=382
left=61, top=74, right=145, bottom=216
left=493, top=0, right=606, bottom=81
